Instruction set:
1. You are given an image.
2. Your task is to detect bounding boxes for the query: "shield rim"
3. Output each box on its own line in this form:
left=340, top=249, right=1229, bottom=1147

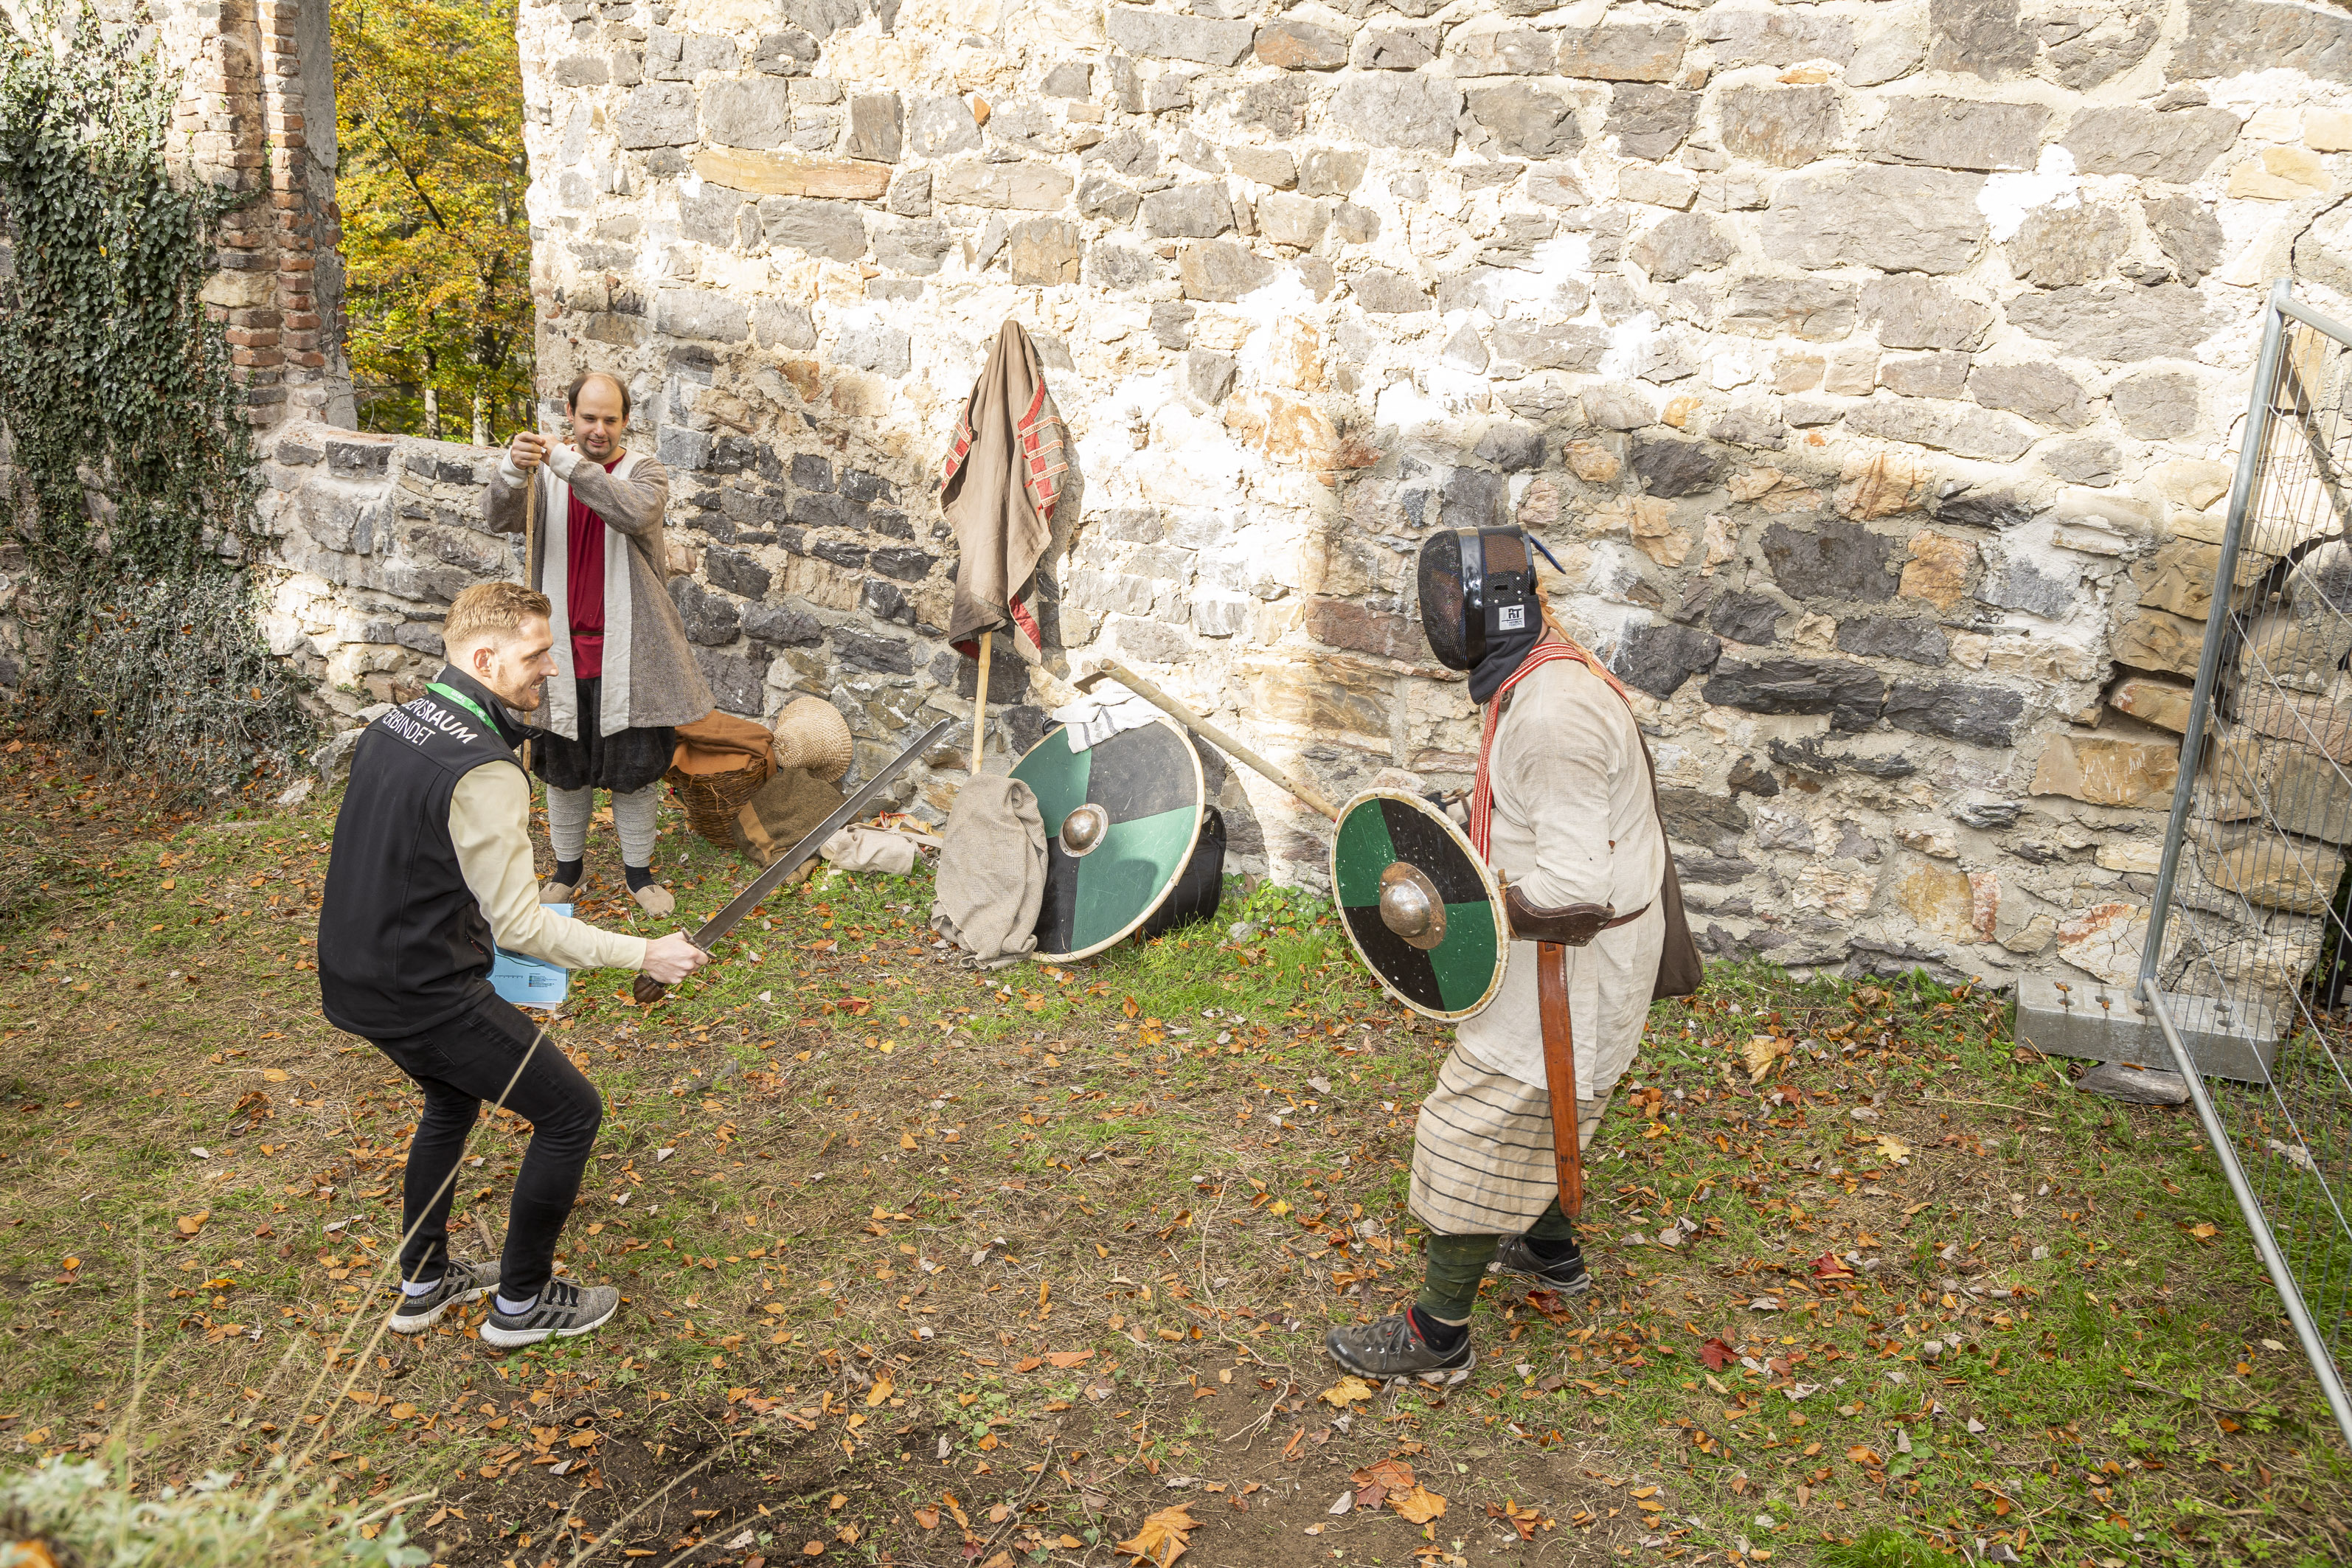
left=1328, top=788, right=1510, bottom=1021
left=1013, top=712, right=1207, bottom=963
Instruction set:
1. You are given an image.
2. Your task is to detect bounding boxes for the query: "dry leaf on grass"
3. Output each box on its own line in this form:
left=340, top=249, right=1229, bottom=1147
left=1742, top=1035, right=1791, bottom=1082
left=1699, top=1336, right=1737, bottom=1370
left=1117, top=1504, right=1196, bottom=1567
left=1319, top=1376, right=1376, bottom=1409
left=1876, top=1135, right=1911, bottom=1165
left=1044, top=1350, right=1095, bottom=1367
left=865, top=1377, right=893, bottom=1407
left=1390, top=1484, right=1447, bottom=1524
left=175, top=1210, right=209, bottom=1235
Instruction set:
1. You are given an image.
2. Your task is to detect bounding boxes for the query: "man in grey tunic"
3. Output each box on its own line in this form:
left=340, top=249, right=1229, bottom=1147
left=486, top=372, right=712, bottom=916
left=1327, top=525, right=1696, bottom=1378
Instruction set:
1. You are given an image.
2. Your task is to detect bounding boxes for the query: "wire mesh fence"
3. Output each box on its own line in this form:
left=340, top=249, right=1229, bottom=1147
left=2143, top=279, right=2352, bottom=1449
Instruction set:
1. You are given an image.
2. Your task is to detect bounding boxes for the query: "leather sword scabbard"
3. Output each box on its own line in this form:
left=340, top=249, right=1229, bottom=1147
left=1536, top=939, right=1583, bottom=1220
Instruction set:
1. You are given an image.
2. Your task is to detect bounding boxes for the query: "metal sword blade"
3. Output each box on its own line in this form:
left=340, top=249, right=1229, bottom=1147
left=686, top=718, right=950, bottom=951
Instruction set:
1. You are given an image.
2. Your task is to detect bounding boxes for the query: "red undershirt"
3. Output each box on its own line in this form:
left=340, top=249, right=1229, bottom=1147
left=565, top=456, right=622, bottom=678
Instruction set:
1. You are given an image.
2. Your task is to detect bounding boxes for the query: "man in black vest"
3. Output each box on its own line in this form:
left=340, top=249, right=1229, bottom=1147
left=320, top=581, right=707, bottom=1347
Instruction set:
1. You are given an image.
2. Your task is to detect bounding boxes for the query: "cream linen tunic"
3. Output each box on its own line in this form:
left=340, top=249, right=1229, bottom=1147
left=1453, top=656, right=1668, bottom=1097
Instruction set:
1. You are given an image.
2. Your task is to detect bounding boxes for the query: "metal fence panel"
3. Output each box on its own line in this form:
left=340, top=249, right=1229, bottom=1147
left=2142, top=278, right=2352, bottom=1450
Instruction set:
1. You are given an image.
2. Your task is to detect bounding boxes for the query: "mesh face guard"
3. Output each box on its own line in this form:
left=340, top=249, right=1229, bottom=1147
left=1418, top=527, right=1540, bottom=670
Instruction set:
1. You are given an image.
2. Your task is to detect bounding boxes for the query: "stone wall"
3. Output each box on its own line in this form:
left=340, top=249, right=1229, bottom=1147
left=44, top=0, right=2352, bottom=997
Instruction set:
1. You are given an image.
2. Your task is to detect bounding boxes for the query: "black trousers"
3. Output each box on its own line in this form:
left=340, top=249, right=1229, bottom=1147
left=531, top=676, right=674, bottom=794
left=370, top=994, right=602, bottom=1302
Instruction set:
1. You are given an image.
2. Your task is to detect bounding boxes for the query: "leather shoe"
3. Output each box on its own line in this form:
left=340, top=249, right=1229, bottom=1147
left=538, top=878, right=577, bottom=904
left=630, top=880, right=676, bottom=917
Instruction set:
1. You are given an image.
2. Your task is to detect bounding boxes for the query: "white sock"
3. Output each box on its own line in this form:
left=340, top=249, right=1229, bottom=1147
left=494, top=1291, right=538, bottom=1317
left=611, top=780, right=663, bottom=868
left=401, top=1277, right=439, bottom=1297
left=546, top=785, right=593, bottom=865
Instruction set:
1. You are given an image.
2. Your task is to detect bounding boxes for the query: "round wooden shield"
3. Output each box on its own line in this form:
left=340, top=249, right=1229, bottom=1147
left=1330, top=790, right=1508, bottom=1021
left=1013, top=714, right=1207, bottom=962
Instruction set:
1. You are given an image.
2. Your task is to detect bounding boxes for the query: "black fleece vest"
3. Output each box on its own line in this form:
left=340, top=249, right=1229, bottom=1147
left=318, top=668, right=527, bottom=1038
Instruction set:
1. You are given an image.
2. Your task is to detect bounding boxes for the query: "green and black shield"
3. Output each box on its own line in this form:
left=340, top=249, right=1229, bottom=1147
left=1012, top=715, right=1206, bottom=962
left=1330, top=790, right=1507, bottom=1021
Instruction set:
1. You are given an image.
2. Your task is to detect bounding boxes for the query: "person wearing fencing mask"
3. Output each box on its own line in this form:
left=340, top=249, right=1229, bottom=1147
left=1325, top=524, right=1696, bottom=1381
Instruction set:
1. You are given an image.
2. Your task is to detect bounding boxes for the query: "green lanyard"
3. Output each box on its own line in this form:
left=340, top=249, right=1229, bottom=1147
left=425, top=681, right=500, bottom=736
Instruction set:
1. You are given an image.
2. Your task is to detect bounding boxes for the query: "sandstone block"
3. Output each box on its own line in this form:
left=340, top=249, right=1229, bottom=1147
left=2131, top=538, right=2258, bottom=621
left=2204, top=824, right=2342, bottom=915
left=1718, top=84, right=1842, bottom=167
left=846, top=92, right=902, bottom=162
left=1758, top=166, right=1986, bottom=275
left=1609, top=85, right=1698, bottom=162
left=1870, top=95, right=2047, bottom=171
left=1225, top=146, right=1296, bottom=188
left=1106, top=6, right=1254, bottom=66
left=1969, top=361, right=2090, bottom=429
left=699, top=148, right=890, bottom=199
left=2054, top=901, right=2143, bottom=985
left=1836, top=451, right=1935, bottom=521
left=1468, top=83, right=1581, bottom=159
left=1884, top=679, right=2025, bottom=746
left=1721, top=277, right=1857, bottom=341
left=1247, top=657, right=1392, bottom=741
left=2032, top=732, right=2179, bottom=807
left=1007, top=218, right=1083, bottom=285
left=1179, top=240, right=1275, bottom=302
left=933, top=162, right=1075, bottom=210
left=2228, top=146, right=2331, bottom=201
left=1256, top=19, right=1350, bottom=70
left=2106, top=675, right=2195, bottom=733
left=2209, top=733, right=2352, bottom=844
left=1553, top=22, right=1686, bottom=81
left=1328, top=73, right=1462, bottom=152
left=2237, top=685, right=2352, bottom=762
left=1847, top=398, right=2036, bottom=462
left=1891, top=531, right=1971, bottom=611
left=2112, top=606, right=2206, bottom=677
left=1699, top=7, right=1855, bottom=67
left=2005, top=201, right=2129, bottom=288
left=2307, top=107, right=2352, bottom=150
left=2112, top=371, right=2201, bottom=440
left=701, top=77, right=792, bottom=149
left=1305, top=598, right=1420, bottom=661
left=1702, top=656, right=1884, bottom=730
left=1897, top=857, right=1980, bottom=944
left=2061, top=105, right=2240, bottom=183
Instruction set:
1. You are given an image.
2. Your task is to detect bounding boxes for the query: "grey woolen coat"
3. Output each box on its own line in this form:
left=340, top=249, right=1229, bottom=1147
left=484, top=444, right=713, bottom=742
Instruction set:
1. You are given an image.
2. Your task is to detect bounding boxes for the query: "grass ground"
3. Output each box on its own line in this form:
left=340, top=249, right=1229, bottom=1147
left=0, top=733, right=2346, bottom=1568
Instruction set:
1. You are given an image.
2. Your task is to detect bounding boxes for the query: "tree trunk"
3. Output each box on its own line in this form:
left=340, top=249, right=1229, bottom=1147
left=471, top=385, right=489, bottom=448
left=422, top=347, right=441, bottom=441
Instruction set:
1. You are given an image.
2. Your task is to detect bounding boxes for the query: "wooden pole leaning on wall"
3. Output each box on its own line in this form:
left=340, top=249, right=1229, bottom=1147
left=1076, top=658, right=1341, bottom=823
left=518, top=443, right=540, bottom=775
left=969, top=630, right=993, bottom=776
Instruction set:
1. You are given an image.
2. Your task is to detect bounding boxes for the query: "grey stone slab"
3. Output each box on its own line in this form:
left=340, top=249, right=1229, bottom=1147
left=671, top=577, right=742, bottom=645
left=1699, top=7, right=1856, bottom=67
left=1553, top=21, right=1687, bottom=81
left=1355, top=24, right=1437, bottom=72
left=1474, top=422, right=1544, bottom=471
left=1718, top=84, right=1842, bottom=167
left=2075, top=1061, right=2190, bottom=1106
left=1225, top=145, right=1297, bottom=188
left=1763, top=518, right=1897, bottom=602
left=2113, top=370, right=2201, bottom=440
left=759, top=198, right=868, bottom=262
left=870, top=218, right=953, bottom=277
left=1982, top=555, right=2076, bottom=618
left=1846, top=397, right=2037, bottom=462
left=1142, top=182, right=1235, bottom=238
left=1297, top=145, right=1370, bottom=196
left=2044, top=437, right=2121, bottom=487
left=701, top=77, right=791, bottom=149
left=932, top=162, right=1075, bottom=211
left=1879, top=352, right=1971, bottom=399
left=1926, top=0, right=2035, bottom=77
left=2144, top=195, right=2224, bottom=285
left=1351, top=266, right=1430, bottom=313
left=1759, top=165, right=1986, bottom=274
left=743, top=601, right=822, bottom=646
left=1870, top=95, right=2047, bottom=171
left=1177, top=240, right=1272, bottom=301
left=1256, top=19, right=1350, bottom=70
left=2176, top=0, right=2352, bottom=82
left=1093, top=244, right=1167, bottom=292
left=1613, top=621, right=1721, bottom=698
left=1629, top=210, right=1734, bottom=281
left=1702, top=656, right=1886, bottom=731
left=654, top=287, right=750, bottom=344
left=1608, top=84, right=1698, bottom=162
left=1836, top=615, right=1949, bottom=665
left=1969, top=361, right=2092, bottom=430
left=1468, top=83, right=1581, bottom=159
left=2060, top=105, right=2240, bottom=183
left=1860, top=276, right=1991, bottom=350
left=846, top=92, right=903, bottom=162
left=836, top=325, right=912, bottom=378
left=1451, top=26, right=1554, bottom=77
left=706, top=544, right=773, bottom=600
left=1710, top=592, right=1787, bottom=646
left=1328, top=72, right=1463, bottom=152
left=2006, top=201, right=2129, bottom=287
left=1884, top=678, right=2025, bottom=745
left=752, top=30, right=819, bottom=76
left=1631, top=437, right=1726, bottom=497
left=1008, top=218, right=1083, bottom=286
left=831, top=625, right=912, bottom=675
left=1721, top=277, right=1858, bottom=341
left=1077, top=174, right=1142, bottom=224
left=1223, top=77, right=1309, bottom=136
left=1107, top=6, right=1255, bottom=66
left=909, top=95, right=985, bottom=158
left=1256, top=191, right=1328, bottom=248
left=1488, top=321, right=1609, bottom=374
left=2005, top=282, right=2210, bottom=363
left=615, top=83, right=696, bottom=149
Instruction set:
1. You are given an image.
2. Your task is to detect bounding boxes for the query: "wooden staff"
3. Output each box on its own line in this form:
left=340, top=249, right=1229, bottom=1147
left=518, top=434, right=540, bottom=774
left=1077, top=658, right=1341, bottom=822
left=969, top=629, right=993, bottom=776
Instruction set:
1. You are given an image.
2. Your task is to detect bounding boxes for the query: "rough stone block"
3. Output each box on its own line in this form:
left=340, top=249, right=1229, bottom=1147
left=1848, top=398, right=2036, bottom=462
left=1142, top=183, right=1234, bottom=238
left=701, top=77, right=792, bottom=149
left=1452, top=26, right=1553, bottom=77
left=1699, top=7, right=1856, bottom=67
left=2033, top=731, right=2179, bottom=807
left=2106, top=675, right=2195, bottom=733
left=1629, top=210, right=1733, bottom=281
left=1355, top=24, right=1437, bottom=72
left=1709, top=591, right=1786, bottom=646
left=1631, top=437, right=1725, bottom=497
left=2008, top=282, right=2211, bottom=363
left=1297, top=146, right=1370, bottom=196
left=1305, top=598, right=1420, bottom=660
left=2112, top=371, right=2200, bottom=440
left=654, top=288, right=750, bottom=344
left=1351, top=266, right=1429, bottom=313
left=1982, top=555, right=2078, bottom=618
left=1704, top=657, right=1885, bottom=730
left=742, top=601, right=822, bottom=646
left=1885, top=679, right=2025, bottom=746
left=1225, top=146, right=1297, bottom=188
left=1969, top=361, right=2090, bottom=430
left=1879, top=352, right=1971, bottom=399
left=1008, top=218, right=1083, bottom=285
left=2112, top=606, right=2206, bottom=677
left=1926, top=0, right=2036, bottom=77
left=1718, top=85, right=1843, bottom=168
left=1870, top=95, right=2047, bottom=170
left=1859, top=276, right=1991, bottom=351
left=846, top=92, right=903, bottom=163
left=1255, top=192, right=1328, bottom=248
left=1468, top=83, right=1581, bottom=158
left=933, top=162, right=1075, bottom=210
left=1612, top=621, right=1721, bottom=698
left=1836, top=616, right=1949, bottom=665
left=759, top=198, right=869, bottom=262
left=1489, top=321, right=1609, bottom=373
left=1721, top=277, right=1857, bottom=341
left=2203, top=824, right=2343, bottom=915
left=1328, top=72, right=1463, bottom=152
left=616, top=83, right=696, bottom=149
left=1179, top=240, right=1275, bottom=302
left=1553, top=22, right=1686, bottom=80
left=2208, top=733, right=2352, bottom=843
left=670, top=577, right=741, bottom=646
left=1764, top=518, right=1897, bottom=603
left=706, top=544, right=774, bottom=600
left=1759, top=166, right=1985, bottom=274
left=2061, top=105, right=2241, bottom=184
left=1256, top=19, right=1350, bottom=70
left=1107, top=6, right=1255, bottom=66
left=1609, top=85, right=1698, bottom=162
left=2006, top=201, right=2129, bottom=288
left=2144, top=195, right=2224, bottom=285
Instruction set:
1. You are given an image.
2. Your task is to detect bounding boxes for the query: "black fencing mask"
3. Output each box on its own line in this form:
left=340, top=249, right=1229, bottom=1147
left=1418, top=526, right=1544, bottom=704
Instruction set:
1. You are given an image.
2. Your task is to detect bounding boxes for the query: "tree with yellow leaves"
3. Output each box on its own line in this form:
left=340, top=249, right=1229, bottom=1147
left=333, top=0, right=533, bottom=442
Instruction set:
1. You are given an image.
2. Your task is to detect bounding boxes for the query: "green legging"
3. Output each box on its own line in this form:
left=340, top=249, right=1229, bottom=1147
left=1414, top=1201, right=1579, bottom=1324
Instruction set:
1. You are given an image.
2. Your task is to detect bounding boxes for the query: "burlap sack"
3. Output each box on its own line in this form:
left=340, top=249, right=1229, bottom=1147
left=727, top=764, right=846, bottom=867
left=930, top=774, right=1047, bottom=970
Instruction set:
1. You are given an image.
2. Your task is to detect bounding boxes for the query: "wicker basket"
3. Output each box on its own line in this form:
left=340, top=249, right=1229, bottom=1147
left=665, top=710, right=779, bottom=848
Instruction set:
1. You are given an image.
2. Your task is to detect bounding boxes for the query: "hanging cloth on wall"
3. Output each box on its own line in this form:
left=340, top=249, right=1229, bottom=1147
left=938, top=319, right=1067, bottom=664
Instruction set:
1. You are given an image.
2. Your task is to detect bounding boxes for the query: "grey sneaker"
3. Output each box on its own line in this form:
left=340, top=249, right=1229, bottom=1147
left=1324, top=1312, right=1475, bottom=1381
left=1493, top=1233, right=1592, bottom=1294
left=480, top=1278, right=620, bottom=1348
left=388, top=1257, right=500, bottom=1335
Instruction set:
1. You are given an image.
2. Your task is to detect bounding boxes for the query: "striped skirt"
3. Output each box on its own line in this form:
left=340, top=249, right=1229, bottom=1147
left=1407, top=1046, right=1614, bottom=1237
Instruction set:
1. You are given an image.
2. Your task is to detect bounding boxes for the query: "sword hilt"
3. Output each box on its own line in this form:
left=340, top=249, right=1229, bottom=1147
left=633, top=974, right=668, bottom=1005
